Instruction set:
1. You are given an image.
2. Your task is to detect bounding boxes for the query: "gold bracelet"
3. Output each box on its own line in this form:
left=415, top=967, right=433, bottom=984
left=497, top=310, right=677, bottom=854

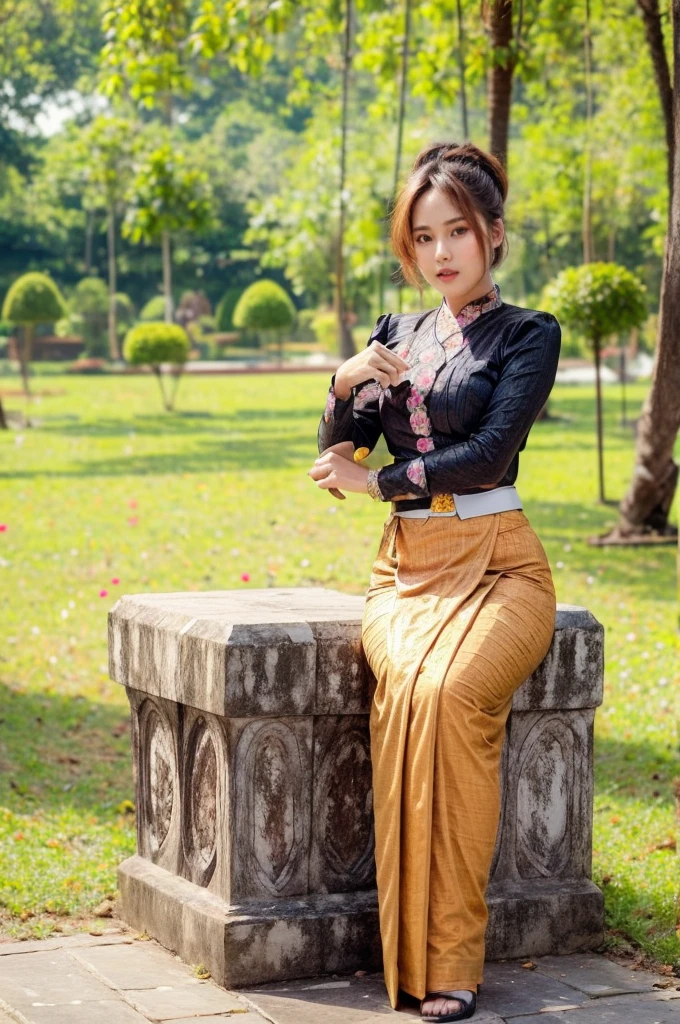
left=366, top=468, right=384, bottom=501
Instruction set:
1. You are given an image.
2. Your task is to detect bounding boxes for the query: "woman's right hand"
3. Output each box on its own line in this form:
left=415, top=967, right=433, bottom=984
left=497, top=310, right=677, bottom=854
left=334, top=341, right=411, bottom=399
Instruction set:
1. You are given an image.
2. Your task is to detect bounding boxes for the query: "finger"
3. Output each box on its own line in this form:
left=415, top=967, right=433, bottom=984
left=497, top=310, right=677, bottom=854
left=308, top=463, right=332, bottom=480
left=317, top=472, right=338, bottom=490
left=371, top=354, right=409, bottom=385
left=370, top=341, right=410, bottom=371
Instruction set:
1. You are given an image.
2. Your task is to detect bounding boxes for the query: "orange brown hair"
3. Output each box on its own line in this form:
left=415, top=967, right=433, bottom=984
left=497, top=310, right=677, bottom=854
left=390, top=141, right=509, bottom=291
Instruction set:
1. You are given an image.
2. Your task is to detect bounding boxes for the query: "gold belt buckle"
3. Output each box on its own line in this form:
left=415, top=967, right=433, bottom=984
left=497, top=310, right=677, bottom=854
left=430, top=493, right=456, bottom=513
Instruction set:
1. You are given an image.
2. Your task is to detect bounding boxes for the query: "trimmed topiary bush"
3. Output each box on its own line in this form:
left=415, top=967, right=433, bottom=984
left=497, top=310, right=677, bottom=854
left=215, top=287, right=243, bottom=332
left=542, top=262, right=647, bottom=503
left=140, top=295, right=168, bottom=322
left=123, top=321, right=190, bottom=411
left=232, top=280, right=296, bottom=364
left=71, top=277, right=109, bottom=357
left=2, top=272, right=67, bottom=396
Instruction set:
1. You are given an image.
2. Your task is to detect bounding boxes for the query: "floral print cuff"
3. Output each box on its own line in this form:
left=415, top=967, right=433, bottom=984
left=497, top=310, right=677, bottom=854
left=366, top=468, right=384, bottom=501
left=323, top=385, right=337, bottom=424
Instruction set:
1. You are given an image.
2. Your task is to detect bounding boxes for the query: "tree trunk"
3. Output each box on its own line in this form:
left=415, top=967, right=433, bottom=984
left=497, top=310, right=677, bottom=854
left=19, top=323, right=33, bottom=398
left=162, top=231, right=173, bottom=324
left=636, top=0, right=674, bottom=194
left=335, top=0, right=356, bottom=360
left=393, top=0, right=412, bottom=314
left=85, top=209, right=94, bottom=275
left=485, top=0, right=515, bottom=167
left=0, top=397, right=7, bottom=429
left=393, top=0, right=411, bottom=195
left=107, top=205, right=120, bottom=361
left=582, top=0, right=595, bottom=264
left=456, top=0, right=469, bottom=139
left=593, top=334, right=606, bottom=503
left=611, top=0, right=680, bottom=536
left=153, top=365, right=171, bottom=411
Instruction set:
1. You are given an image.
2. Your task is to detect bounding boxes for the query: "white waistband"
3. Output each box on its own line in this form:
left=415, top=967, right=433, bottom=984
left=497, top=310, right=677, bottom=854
left=394, top=485, right=523, bottom=520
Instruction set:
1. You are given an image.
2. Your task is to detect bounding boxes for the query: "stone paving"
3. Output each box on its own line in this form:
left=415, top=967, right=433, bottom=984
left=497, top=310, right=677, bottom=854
left=0, top=927, right=678, bottom=1023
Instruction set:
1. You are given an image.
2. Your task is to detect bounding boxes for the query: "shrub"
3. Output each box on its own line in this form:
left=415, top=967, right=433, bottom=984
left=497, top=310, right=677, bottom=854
left=233, top=280, right=296, bottom=332
left=71, top=277, right=109, bottom=357
left=215, top=287, right=243, bottom=332
left=2, top=272, right=67, bottom=395
left=310, top=309, right=337, bottom=350
left=542, top=262, right=647, bottom=503
left=139, top=295, right=168, bottom=322
left=232, top=280, right=296, bottom=363
left=542, top=262, right=647, bottom=342
left=123, top=321, right=190, bottom=411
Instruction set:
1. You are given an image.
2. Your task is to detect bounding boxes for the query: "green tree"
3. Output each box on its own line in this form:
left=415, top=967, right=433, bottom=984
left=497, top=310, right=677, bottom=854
left=123, top=143, right=214, bottom=323
left=80, top=117, right=136, bottom=361
left=543, top=262, right=647, bottom=504
left=2, top=273, right=67, bottom=398
left=232, top=280, right=296, bottom=365
left=123, top=321, right=190, bottom=410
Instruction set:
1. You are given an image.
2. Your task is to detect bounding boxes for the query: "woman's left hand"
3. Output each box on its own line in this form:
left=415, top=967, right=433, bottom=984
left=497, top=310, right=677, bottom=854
left=308, top=450, right=370, bottom=494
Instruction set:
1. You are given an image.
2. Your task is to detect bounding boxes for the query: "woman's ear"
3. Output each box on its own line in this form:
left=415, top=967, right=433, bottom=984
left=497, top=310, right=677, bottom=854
left=490, top=217, right=505, bottom=248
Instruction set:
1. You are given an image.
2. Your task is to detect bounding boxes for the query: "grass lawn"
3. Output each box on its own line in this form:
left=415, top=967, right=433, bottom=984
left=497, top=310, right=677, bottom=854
left=0, top=369, right=678, bottom=973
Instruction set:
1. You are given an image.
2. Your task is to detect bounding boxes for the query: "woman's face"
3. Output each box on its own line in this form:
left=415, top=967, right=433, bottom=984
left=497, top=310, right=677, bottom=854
left=411, top=187, right=504, bottom=308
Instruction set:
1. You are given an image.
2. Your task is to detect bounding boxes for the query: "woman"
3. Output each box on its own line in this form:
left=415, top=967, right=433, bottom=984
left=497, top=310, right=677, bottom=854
left=308, top=141, right=561, bottom=1023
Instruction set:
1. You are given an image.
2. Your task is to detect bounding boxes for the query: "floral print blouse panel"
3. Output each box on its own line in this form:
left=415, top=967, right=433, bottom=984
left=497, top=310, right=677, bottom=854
left=317, top=282, right=562, bottom=508
left=318, top=283, right=503, bottom=497
left=366, top=283, right=503, bottom=498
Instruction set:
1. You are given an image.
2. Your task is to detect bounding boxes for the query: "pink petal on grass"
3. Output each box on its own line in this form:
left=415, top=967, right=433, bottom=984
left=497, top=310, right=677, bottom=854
left=111, top=577, right=120, bottom=585
left=99, top=589, right=109, bottom=597
left=128, top=500, right=138, bottom=508
left=128, top=517, right=138, bottom=526
left=0, top=524, right=6, bottom=532
left=240, top=573, right=251, bottom=582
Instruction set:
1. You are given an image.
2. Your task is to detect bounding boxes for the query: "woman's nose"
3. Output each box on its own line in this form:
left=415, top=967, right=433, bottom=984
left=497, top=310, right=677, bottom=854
left=435, top=237, right=452, bottom=259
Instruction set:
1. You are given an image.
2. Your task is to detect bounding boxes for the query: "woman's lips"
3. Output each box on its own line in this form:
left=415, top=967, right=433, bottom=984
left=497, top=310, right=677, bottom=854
left=437, top=270, right=458, bottom=278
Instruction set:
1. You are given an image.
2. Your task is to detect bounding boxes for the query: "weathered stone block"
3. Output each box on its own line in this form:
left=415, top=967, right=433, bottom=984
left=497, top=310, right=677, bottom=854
left=110, top=589, right=605, bottom=989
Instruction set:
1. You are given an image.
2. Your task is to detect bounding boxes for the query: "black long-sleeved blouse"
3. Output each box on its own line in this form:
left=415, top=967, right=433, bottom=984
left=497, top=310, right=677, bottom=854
left=317, top=282, right=561, bottom=512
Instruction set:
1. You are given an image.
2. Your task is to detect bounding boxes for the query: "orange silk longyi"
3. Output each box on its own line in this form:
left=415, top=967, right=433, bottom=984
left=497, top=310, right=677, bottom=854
left=361, top=508, right=557, bottom=1008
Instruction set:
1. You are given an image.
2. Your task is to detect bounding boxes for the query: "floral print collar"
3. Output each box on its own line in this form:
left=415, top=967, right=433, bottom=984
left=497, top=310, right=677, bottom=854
left=434, top=281, right=502, bottom=353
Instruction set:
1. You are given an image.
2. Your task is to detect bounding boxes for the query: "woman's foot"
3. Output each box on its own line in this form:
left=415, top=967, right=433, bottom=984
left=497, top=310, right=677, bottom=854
left=420, top=989, right=476, bottom=1021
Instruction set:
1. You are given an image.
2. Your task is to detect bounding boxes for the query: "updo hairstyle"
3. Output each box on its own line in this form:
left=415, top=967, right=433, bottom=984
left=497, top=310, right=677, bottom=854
left=390, top=141, right=509, bottom=289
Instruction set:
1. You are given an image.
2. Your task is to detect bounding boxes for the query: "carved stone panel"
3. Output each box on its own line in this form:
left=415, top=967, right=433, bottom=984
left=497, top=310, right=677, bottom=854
left=180, top=708, right=229, bottom=895
left=129, top=692, right=182, bottom=876
left=310, top=715, right=375, bottom=892
left=229, top=717, right=313, bottom=899
left=490, top=708, right=594, bottom=885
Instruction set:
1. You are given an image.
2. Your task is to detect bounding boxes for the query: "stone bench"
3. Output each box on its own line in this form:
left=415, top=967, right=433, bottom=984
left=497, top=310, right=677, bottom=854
left=108, top=588, right=605, bottom=988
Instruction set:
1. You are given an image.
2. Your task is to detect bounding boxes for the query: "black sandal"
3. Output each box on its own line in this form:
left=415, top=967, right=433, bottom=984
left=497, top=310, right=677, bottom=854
left=420, top=989, right=476, bottom=1022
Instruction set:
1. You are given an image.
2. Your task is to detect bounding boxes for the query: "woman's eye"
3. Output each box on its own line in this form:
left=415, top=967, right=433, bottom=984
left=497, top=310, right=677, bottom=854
left=415, top=227, right=468, bottom=243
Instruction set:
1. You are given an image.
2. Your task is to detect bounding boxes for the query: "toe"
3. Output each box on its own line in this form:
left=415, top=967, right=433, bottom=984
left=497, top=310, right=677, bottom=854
left=422, top=995, right=464, bottom=1017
